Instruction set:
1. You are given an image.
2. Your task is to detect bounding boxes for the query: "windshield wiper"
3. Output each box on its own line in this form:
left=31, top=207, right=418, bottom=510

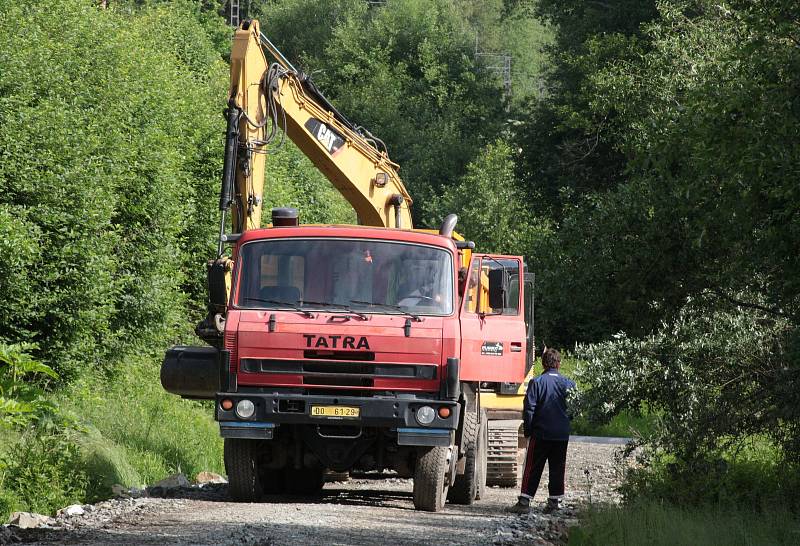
left=350, top=300, right=422, bottom=322
left=242, top=297, right=314, bottom=318
left=300, top=300, right=368, bottom=320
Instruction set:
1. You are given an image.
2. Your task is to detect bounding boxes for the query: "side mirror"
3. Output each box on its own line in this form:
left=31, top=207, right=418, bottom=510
left=207, top=259, right=230, bottom=311
left=488, top=268, right=509, bottom=311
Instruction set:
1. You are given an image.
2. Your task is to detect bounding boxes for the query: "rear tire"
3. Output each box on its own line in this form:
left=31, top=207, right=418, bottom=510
left=448, top=410, right=479, bottom=504
left=413, top=446, right=450, bottom=512
left=224, top=438, right=263, bottom=502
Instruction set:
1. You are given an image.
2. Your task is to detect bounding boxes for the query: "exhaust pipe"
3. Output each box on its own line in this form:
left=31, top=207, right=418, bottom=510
left=388, top=194, right=404, bottom=228
left=439, top=214, right=458, bottom=237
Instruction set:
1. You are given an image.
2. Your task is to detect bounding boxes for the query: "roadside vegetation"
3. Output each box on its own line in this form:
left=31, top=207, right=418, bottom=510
left=2, top=0, right=799, bottom=541
left=525, top=0, right=800, bottom=540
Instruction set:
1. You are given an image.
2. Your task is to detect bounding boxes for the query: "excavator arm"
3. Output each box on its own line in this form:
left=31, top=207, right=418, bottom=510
left=224, top=19, right=413, bottom=233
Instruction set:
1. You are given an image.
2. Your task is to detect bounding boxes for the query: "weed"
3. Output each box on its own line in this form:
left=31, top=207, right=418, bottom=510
left=569, top=500, right=800, bottom=546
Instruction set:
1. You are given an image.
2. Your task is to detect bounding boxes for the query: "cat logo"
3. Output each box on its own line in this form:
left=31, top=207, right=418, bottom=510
left=304, top=118, right=345, bottom=156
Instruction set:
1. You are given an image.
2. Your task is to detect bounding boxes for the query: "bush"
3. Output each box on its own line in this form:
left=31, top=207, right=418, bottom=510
left=0, top=347, right=223, bottom=520
left=0, top=0, right=232, bottom=378
left=571, top=296, right=800, bottom=506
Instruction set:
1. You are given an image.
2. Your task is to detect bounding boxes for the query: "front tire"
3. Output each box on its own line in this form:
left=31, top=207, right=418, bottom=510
left=413, top=446, right=450, bottom=512
left=224, top=438, right=263, bottom=502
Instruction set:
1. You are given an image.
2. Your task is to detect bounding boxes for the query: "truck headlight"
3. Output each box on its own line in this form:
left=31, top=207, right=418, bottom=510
left=415, top=405, right=435, bottom=425
left=236, top=399, right=255, bottom=419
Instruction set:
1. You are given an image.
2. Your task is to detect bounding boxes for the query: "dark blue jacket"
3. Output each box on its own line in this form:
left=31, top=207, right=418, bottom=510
left=523, top=368, right=576, bottom=441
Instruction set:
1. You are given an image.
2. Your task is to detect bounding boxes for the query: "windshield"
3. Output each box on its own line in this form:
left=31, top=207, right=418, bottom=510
left=236, top=238, right=454, bottom=315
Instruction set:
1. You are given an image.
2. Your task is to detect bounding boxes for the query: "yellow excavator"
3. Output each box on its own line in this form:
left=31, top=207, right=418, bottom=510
left=195, top=19, right=531, bottom=492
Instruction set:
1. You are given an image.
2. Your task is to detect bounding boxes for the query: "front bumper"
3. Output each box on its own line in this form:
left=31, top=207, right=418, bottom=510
left=215, top=392, right=459, bottom=444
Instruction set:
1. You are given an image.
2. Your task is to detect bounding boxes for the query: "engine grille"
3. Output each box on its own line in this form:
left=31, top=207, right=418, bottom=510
left=240, top=358, right=437, bottom=387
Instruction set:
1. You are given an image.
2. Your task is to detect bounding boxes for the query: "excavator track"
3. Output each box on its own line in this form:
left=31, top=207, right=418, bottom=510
left=486, top=419, right=522, bottom=487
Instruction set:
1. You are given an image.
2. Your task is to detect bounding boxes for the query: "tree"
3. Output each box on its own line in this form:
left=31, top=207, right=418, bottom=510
left=437, top=140, right=548, bottom=256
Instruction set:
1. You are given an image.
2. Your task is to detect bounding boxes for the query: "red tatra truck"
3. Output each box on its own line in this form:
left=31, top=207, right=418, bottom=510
left=161, top=20, right=533, bottom=512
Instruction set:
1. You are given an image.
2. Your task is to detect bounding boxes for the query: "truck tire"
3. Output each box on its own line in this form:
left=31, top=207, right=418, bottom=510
left=224, top=438, right=263, bottom=502
left=475, top=409, right=488, bottom=500
left=413, top=446, right=450, bottom=512
left=448, top=410, right=479, bottom=504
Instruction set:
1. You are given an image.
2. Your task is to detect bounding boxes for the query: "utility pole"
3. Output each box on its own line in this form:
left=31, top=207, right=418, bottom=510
left=474, top=36, right=512, bottom=108
left=229, top=0, right=240, bottom=28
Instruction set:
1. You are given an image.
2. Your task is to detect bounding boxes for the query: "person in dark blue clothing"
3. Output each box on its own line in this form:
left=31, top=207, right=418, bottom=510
left=507, top=347, right=576, bottom=514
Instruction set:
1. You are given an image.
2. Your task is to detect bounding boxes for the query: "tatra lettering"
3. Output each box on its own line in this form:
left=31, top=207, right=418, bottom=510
left=304, top=334, right=370, bottom=350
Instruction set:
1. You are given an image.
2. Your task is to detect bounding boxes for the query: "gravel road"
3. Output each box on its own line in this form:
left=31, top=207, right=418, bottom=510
left=5, top=438, right=627, bottom=546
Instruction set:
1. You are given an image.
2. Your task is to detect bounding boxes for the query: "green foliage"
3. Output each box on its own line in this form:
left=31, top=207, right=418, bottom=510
left=0, top=0, right=229, bottom=519
left=253, top=0, right=550, bottom=226
left=437, top=139, right=548, bottom=255
left=571, top=296, right=800, bottom=504
left=0, top=344, right=58, bottom=427
left=0, top=425, right=89, bottom=517
left=0, top=345, right=89, bottom=517
left=260, top=143, right=356, bottom=225
left=63, top=355, right=224, bottom=497
left=0, top=0, right=229, bottom=377
left=514, top=0, right=800, bottom=516
left=523, top=0, right=800, bottom=345
left=0, top=353, right=222, bottom=520
left=619, top=438, right=800, bottom=511
left=111, top=1, right=232, bottom=56
left=569, top=499, right=800, bottom=546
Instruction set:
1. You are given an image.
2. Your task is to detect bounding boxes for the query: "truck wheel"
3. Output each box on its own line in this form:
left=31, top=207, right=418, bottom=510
left=224, top=438, right=263, bottom=502
left=413, top=446, right=450, bottom=512
left=448, top=410, right=479, bottom=504
left=475, top=409, right=488, bottom=500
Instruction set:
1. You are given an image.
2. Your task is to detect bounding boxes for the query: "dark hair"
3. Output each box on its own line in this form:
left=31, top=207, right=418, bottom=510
left=542, top=348, right=561, bottom=369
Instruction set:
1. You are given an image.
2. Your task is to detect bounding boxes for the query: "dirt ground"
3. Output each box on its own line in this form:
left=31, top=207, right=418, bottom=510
left=5, top=438, right=628, bottom=546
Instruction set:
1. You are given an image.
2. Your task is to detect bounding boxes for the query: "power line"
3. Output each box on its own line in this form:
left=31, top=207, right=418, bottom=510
left=474, top=37, right=512, bottom=105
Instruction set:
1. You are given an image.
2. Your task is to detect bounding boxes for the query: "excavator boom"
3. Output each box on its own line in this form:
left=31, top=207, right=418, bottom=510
left=226, top=20, right=412, bottom=233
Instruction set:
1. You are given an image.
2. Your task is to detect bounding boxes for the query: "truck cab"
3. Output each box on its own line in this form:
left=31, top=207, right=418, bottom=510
left=164, top=222, right=528, bottom=511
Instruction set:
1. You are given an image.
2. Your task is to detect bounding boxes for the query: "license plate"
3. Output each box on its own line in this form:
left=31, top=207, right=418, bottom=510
left=310, top=405, right=360, bottom=418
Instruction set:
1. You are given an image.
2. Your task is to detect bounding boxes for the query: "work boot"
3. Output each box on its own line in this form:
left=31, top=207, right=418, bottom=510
left=505, top=496, right=531, bottom=514
left=543, top=497, right=562, bottom=514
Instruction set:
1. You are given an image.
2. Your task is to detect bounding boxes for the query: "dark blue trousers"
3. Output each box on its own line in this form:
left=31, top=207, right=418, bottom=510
left=520, top=438, right=568, bottom=499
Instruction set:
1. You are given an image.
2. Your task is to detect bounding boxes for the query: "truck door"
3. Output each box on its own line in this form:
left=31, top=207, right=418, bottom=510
left=458, top=254, right=526, bottom=384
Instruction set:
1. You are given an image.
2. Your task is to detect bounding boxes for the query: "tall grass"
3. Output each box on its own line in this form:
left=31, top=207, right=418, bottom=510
left=63, top=354, right=224, bottom=492
left=569, top=500, right=800, bottom=546
left=0, top=353, right=222, bottom=519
